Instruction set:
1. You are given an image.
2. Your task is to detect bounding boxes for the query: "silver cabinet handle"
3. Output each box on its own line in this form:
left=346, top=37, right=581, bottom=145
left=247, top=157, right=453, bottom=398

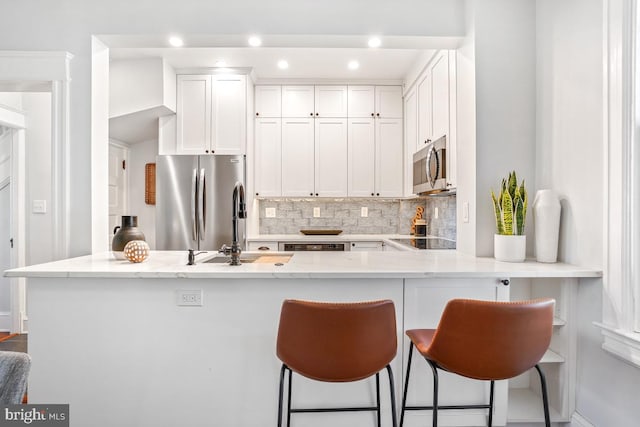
left=198, top=168, right=206, bottom=240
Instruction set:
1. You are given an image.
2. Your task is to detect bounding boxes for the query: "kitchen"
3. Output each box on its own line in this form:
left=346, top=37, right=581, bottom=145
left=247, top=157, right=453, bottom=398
left=0, top=1, right=635, bottom=426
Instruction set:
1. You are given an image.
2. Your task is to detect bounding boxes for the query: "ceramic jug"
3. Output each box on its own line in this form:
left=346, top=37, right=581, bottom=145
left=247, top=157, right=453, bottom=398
left=533, top=190, right=561, bottom=263
left=112, top=216, right=145, bottom=259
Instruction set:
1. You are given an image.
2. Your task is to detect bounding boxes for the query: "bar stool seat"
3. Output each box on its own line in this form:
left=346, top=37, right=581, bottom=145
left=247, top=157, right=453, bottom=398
left=276, top=299, right=398, bottom=427
left=400, top=298, right=555, bottom=427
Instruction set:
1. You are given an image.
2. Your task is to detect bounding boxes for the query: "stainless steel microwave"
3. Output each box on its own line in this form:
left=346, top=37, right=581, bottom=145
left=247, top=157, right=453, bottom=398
left=413, top=135, right=449, bottom=195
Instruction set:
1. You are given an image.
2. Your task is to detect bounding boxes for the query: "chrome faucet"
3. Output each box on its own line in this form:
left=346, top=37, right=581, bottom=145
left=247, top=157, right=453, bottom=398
left=219, top=181, right=246, bottom=265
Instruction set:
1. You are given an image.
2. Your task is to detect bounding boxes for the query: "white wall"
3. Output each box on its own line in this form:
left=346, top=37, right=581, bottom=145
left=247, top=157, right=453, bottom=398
left=128, top=139, right=158, bottom=249
left=536, top=1, right=640, bottom=426
left=0, top=0, right=466, bottom=256
left=0, top=93, right=23, bottom=110
left=23, top=92, right=53, bottom=266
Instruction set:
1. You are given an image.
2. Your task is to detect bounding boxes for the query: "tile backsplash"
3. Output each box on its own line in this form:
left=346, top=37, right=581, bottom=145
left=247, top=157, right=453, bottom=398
left=258, top=195, right=456, bottom=239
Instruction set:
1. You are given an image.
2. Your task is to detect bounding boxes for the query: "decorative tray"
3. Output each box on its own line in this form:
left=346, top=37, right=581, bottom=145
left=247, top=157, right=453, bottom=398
left=300, top=229, right=343, bottom=235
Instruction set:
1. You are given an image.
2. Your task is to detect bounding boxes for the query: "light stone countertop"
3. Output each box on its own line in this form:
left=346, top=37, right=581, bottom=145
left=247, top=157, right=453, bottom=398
left=4, top=250, right=602, bottom=280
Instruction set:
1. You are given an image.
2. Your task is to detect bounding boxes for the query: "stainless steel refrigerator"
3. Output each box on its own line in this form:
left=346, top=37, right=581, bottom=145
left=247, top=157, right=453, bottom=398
left=155, top=155, right=246, bottom=251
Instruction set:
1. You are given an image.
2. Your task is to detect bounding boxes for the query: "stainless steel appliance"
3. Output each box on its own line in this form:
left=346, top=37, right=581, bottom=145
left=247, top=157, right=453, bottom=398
left=156, top=155, right=246, bottom=251
left=278, top=242, right=349, bottom=251
left=413, top=135, right=451, bottom=195
left=389, top=237, right=456, bottom=250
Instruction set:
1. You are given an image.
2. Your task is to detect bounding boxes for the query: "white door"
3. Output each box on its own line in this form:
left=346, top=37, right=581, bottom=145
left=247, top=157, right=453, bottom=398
left=281, top=118, right=315, bottom=197
left=281, top=86, right=314, bottom=118
left=347, top=86, right=375, bottom=118
left=314, top=86, right=348, bottom=118
left=431, top=51, right=450, bottom=141
left=108, top=142, right=128, bottom=245
left=254, top=86, right=282, bottom=118
left=177, top=74, right=212, bottom=154
left=254, top=118, right=282, bottom=197
left=417, top=71, right=433, bottom=150
left=375, top=118, right=403, bottom=197
left=0, top=181, right=11, bottom=330
left=314, top=118, right=347, bottom=197
left=212, top=74, right=246, bottom=155
left=375, top=86, right=403, bottom=118
left=348, top=118, right=375, bottom=197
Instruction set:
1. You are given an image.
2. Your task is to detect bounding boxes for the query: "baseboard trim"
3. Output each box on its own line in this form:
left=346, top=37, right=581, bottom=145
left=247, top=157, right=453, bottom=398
left=571, top=412, right=595, bottom=427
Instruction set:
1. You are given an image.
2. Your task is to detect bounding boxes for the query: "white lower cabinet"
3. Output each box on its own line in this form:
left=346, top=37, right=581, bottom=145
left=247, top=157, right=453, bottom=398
left=403, top=279, right=509, bottom=426
left=247, top=241, right=279, bottom=251
left=349, top=241, right=383, bottom=251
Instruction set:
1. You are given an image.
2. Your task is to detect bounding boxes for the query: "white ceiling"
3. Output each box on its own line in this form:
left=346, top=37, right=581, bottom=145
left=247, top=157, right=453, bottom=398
left=110, top=47, right=431, bottom=82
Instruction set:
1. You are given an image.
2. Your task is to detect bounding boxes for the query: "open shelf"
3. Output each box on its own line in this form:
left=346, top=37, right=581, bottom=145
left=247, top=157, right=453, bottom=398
left=507, top=388, right=566, bottom=423
left=540, top=349, right=564, bottom=364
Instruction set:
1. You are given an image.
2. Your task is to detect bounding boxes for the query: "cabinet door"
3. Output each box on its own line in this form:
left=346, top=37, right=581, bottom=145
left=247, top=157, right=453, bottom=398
left=254, top=85, right=281, bottom=118
left=431, top=51, right=450, bottom=141
left=212, top=74, right=246, bottom=155
left=281, top=118, right=315, bottom=196
left=282, top=86, right=314, bottom=118
left=347, top=86, right=375, bottom=118
left=375, top=86, right=403, bottom=118
left=315, top=86, right=347, bottom=118
left=375, top=118, right=403, bottom=197
left=254, top=118, right=282, bottom=197
left=176, top=75, right=211, bottom=154
left=403, top=89, right=418, bottom=196
left=417, top=71, right=433, bottom=151
left=347, top=118, right=375, bottom=197
left=315, top=118, right=348, bottom=197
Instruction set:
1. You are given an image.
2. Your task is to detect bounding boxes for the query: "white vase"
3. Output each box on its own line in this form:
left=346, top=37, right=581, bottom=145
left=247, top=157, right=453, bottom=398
left=533, top=189, right=561, bottom=263
left=494, top=234, right=526, bottom=262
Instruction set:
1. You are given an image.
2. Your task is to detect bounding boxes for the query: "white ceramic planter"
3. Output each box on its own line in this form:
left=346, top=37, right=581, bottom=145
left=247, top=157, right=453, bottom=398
left=533, top=189, right=561, bottom=263
left=494, top=234, right=526, bottom=262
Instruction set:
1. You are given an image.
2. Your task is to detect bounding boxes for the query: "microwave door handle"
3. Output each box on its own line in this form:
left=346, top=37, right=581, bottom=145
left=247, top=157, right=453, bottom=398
left=426, top=146, right=439, bottom=188
left=198, top=168, right=206, bottom=240
left=191, top=168, right=197, bottom=241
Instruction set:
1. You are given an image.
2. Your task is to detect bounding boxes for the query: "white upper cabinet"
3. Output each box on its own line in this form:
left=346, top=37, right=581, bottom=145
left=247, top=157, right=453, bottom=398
left=375, top=86, right=403, bottom=118
left=431, top=52, right=450, bottom=141
left=348, top=118, right=376, bottom=196
left=254, top=118, right=282, bottom=197
left=254, top=85, right=281, bottom=118
left=348, top=86, right=402, bottom=118
left=281, top=118, right=315, bottom=197
left=315, top=118, right=348, bottom=197
left=347, top=86, right=376, bottom=118
left=177, top=75, right=212, bottom=154
left=314, top=86, right=348, bottom=118
left=282, top=86, right=315, bottom=118
left=375, top=118, right=403, bottom=197
left=417, top=71, right=433, bottom=150
left=176, top=74, right=247, bottom=155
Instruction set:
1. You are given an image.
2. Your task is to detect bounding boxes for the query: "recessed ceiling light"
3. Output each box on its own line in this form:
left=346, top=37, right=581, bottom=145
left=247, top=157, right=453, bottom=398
left=215, top=60, right=228, bottom=67
left=168, top=36, right=184, bottom=47
left=348, top=60, right=360, bottom=70
left=368, top=37, right=382, bottom=48
left=277, top=60, right=289, bottom=70
left=248, top=36, right=262, bottom=47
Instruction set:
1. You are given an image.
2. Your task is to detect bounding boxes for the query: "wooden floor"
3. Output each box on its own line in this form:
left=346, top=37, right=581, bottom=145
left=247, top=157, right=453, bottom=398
left=0, top=334, right=27, bottom=353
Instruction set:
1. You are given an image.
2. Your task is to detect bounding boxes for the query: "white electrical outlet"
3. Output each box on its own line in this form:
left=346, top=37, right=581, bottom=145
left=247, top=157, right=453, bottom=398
left=434, top=207, right=439, bottom=219
left=313, top=207, right=321, bottom=217
left=32, top=200, right=47, bottom=214
left=177, top=290, right=203, bottom=306
left=463, top=202, right=470, bottom=223
left=361, top=207, right=368, bottom=217
left=265, top=207, right=276, bottom=218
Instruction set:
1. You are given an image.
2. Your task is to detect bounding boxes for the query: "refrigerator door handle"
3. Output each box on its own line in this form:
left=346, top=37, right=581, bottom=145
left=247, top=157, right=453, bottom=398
left=198, top=168, right=206, bottom=240
left=191, top=168, right=198, bottom=241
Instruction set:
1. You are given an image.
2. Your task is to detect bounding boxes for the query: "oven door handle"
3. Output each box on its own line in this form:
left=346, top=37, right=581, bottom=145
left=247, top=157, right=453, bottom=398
left=426, top=145, right=439, bottom=188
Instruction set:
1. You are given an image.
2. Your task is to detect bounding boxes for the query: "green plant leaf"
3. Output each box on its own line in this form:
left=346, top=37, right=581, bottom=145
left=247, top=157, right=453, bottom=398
left=508, top=171, right=518, bottom=201
left=491, top=190, right=504, bottom=235
left=501, top=189, right=513, bottom=235
left=514, top=187, right=524, bottom=235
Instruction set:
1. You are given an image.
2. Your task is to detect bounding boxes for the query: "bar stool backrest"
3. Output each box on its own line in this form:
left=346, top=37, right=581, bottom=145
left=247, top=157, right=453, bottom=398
left=426, top=298, right=554, bottom=380
left=276, top=299, right=397, bottom=382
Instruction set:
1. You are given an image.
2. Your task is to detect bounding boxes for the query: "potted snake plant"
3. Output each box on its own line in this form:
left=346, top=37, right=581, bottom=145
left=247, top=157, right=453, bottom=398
left=491, top=171, right=528, bottom=262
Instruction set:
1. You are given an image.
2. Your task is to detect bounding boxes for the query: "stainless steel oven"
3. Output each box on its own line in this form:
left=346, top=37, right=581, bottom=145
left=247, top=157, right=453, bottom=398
left=413, top=135, right=449, bottom=195
left=278, top=242, right=349, bottom=251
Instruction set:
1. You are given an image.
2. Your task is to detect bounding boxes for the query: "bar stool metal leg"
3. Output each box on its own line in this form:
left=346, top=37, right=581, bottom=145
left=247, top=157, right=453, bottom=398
left=427, top=359, right=439, bottom=427
left=277, top=364, right=287, bottom=427
left=488, top=380, right=495, bottom=427
left=386, top=364, right=398, bottom=427
left=534, top=364, right=551, bottom=427
left=399, top=342, right=414, bottom=427
left=287, top=368, right=293, bottom=427
left=375, top=372, right=381, bottom=427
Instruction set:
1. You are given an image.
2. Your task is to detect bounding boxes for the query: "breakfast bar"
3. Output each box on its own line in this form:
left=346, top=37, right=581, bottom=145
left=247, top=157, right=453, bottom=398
left=5, top=251, right=600, bottom=427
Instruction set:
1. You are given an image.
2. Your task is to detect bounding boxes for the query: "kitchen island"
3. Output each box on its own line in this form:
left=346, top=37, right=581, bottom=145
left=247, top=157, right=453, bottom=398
left=5, top=251, right=600, bottom=427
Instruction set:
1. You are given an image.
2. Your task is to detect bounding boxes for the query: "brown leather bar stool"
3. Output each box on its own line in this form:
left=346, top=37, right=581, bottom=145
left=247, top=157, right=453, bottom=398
left=276, top=299, right=398, bottom=427
left=399, top=298, right=555, bottom=427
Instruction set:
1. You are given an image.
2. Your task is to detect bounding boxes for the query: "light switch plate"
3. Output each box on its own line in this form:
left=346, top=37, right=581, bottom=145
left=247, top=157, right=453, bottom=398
left=434, top=207, right=439, bottom=219
left=313, top=207, right=321, bottom=218
left=361, top=207, right=368, bottom=217
left=265, top=207, right=276, bottom=218
left=32, top=200, right=47, bottom=214
left=177, top=290, right=203, bottom=306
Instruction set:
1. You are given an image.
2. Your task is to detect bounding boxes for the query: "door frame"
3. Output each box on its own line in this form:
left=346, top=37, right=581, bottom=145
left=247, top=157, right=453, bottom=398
left=0, top=106, right=26, bottom=333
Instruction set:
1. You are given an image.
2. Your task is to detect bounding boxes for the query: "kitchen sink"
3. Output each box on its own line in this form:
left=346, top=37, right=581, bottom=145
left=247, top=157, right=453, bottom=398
left=204, top=253, right=293, bottom=264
